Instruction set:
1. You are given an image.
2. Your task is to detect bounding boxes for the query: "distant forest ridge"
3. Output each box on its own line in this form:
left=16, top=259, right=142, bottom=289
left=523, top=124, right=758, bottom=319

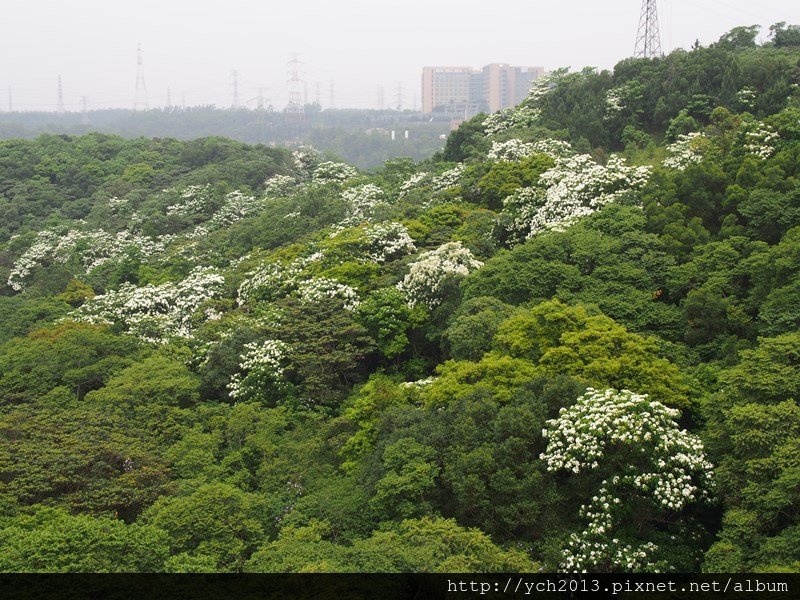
left=0, top=107, right=453, bottom=169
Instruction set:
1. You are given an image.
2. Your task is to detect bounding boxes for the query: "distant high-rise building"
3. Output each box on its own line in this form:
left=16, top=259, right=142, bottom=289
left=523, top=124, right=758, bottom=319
left=421, top=63, right=545, bottom=117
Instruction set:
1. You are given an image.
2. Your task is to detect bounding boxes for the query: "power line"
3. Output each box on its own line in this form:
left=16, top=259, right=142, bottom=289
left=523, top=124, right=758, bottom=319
left=634, top=0, right=663, bottom=58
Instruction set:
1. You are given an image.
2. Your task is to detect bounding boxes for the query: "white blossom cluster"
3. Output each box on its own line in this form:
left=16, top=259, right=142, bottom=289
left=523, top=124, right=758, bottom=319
left=292, top=145, right=322, bottom=178
left=185, top=191, right=266, bottom=240
left=397, top=241, right=483, bottom=308
left=488, top=139, right=537, bottom=161
left=604, top=86, right=626, bottom=119
left=525, top=73, right=556, bottom=105
left=742, top=122, right=780, bottom=159
left=662, top=133, right=707, bottom=171
left=296, top=277, right=361, bottom=311
left=69, top=267, right=225, bottom=343
left=312, top=161, right=358, bottom=184
left=206, top=191, right=264, bottom=227
left=228, top=339, right=289, bottom=401
left=736, top=86, right=757, bottom=109
left=363, top=222, right=416, bottom=263
left=8, top=228, right=167, bottom=291
left=561, top=534, right=658, bottom=572
left=483, top=105, right=542, bottom=137
left=237, top=252, right=324, bottom=305
left=341, top=183, right=387, bottom=225
left=488, top=138, right=572, bottom=162
left=264, top=174, right=297, bottom=196
left=531, top=139, right=574, bottom=159
left=502, top=154, right=651, bottom=242
left=107, top=196, right=129, bottom=210
left=398, top=172, right=429, bottom=198
left=541, top=388, right=713, bottom=572
left=236, top=252, right=361, bottom=311
left=482, top=73, right=555, bottom=136
left=429, top=164, right=466, bottom=191
left=164, top=185, right=213, bottom=216
left=400, top=376, right=436, bottom=388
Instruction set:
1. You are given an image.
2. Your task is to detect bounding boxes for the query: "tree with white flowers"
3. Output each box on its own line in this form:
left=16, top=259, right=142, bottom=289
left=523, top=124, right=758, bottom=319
left=69, top=267, right=225, bottom=344
left=501, top=154, right=651, bottom=243
left=541, top=388, right=713, bottom=572
left=397, top=242, right=483, bottom=308
left=227, top=339, right=290, bottom=403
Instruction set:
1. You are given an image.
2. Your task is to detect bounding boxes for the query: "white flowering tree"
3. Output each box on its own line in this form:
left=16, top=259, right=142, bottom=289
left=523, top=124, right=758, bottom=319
left=69, top=267, right=225, bottom=344
left=227, top=339, right=290, bottom=403
left=237, top=252, right=323, bottom=305
left=296, top=277, right=361, bottom=311
left=501, top=154, right=651, bottom=243
left=363, top=222, right=416, bottom=263
left=312, top=161, right=358, bottom=184
left=482, top=71, right=559, bottom=136
left=429, top=164, right=466, bottom=192
left=291, top=145, right=322, bottom=179
left=8, top=228, right=168, bottom=292
left=662, top=133, right=708, bottom=171
left=488, top=139, right=535, bottom=161
left=397, top=241, right=483, bottom=308
left=263, top=174, right=298, bottom=196
left=740, top=121, right=780, bottom=159
left=341, top=184, right=387, bottom=225
left=541, top=388, right=713, bottom=572
left=398, top=172, right=429, bottom=199
left=163, top=184, right=214, bottom=216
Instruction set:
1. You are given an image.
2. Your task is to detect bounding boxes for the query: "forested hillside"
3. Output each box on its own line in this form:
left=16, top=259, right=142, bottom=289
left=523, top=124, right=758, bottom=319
left=1, top=26, right=799, bottom=573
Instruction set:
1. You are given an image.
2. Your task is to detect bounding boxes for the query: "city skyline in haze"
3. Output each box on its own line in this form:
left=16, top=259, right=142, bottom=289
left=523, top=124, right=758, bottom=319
left=1, top=0, right=797, bottom=112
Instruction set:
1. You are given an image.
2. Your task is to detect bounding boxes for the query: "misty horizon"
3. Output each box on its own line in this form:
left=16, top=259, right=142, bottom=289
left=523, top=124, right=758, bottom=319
left=1, top=0, right=797, bottom=112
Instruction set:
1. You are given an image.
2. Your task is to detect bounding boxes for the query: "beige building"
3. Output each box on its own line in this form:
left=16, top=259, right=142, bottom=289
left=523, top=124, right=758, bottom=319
left=422, top=63, right=545, bottom=116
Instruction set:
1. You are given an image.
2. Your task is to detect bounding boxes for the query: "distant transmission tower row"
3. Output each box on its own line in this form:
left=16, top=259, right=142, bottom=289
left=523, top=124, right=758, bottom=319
left=634, top=0, right=663, bottom=58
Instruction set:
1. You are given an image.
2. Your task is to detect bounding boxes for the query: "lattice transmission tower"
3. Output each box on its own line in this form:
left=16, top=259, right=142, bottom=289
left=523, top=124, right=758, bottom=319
left=634, top=0, right=663, bottom=59
left=286, top=53, right=304, bottom=114
left=134, top=43, right=148, bottom=110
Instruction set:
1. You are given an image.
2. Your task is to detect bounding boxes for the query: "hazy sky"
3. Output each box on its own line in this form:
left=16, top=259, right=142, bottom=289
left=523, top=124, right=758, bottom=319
left=1, top=0, right=796, bottom=111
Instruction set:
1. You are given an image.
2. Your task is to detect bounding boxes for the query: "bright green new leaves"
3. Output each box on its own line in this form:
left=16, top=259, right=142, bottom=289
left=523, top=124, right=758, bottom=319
left=245, top=517, right=537, bottom=573
left=141, top=482, right=269, bottom=571
left=370, top=438, right=439, bottom=520
left=0, top=322, right=139, bottom=404
left=0, top=507, right=169, bottom=572
left=538, top=314, right=689, bottom=408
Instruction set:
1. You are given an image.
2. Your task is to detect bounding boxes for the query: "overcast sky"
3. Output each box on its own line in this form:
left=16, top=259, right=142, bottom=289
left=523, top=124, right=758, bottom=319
left=0, top=0, right=796, bottom=112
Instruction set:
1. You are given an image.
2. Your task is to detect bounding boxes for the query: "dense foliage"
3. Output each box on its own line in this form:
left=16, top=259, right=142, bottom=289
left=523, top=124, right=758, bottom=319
left=1, top=27, right=799, bottom=573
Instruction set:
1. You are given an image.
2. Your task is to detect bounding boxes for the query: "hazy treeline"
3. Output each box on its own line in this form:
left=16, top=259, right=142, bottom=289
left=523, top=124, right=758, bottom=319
left=0, top=106, right=452, bottom=169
